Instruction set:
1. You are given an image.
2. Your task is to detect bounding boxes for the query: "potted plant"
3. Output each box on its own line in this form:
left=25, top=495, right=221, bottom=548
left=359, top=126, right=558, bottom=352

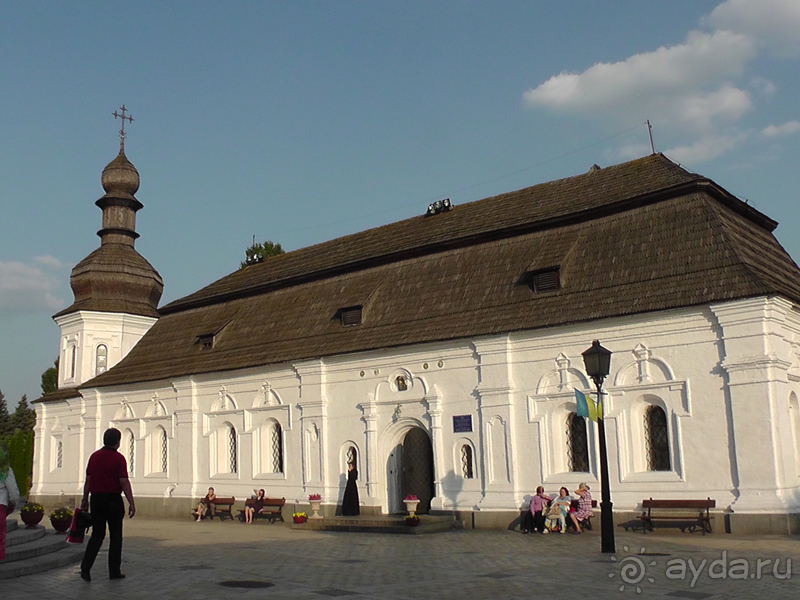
left=403, top=494, right=420, bottom=516
left=20, top=501, right=46, bottom=529
left=292, top=512, right=308, bottom=524
left=308, top=494, right=322, bottom=520
left=405, top=514, right=421, bottom=527
left=49, top=507, right=74, bottom=534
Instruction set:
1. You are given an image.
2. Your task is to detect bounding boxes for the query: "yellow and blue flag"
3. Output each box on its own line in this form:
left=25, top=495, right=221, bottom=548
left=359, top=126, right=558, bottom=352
left=574, top=388, right=598, bottom=422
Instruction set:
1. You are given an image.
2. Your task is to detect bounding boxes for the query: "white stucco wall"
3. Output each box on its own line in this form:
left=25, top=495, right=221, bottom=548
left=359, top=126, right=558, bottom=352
left=33, top=296, right=800, bottom=519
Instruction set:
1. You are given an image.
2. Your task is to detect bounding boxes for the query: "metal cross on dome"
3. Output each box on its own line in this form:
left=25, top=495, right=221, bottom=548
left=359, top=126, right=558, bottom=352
left=112, top=105, right=134, bottom=148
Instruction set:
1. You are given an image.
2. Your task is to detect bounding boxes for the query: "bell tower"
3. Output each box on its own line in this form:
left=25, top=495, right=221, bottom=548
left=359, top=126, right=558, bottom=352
left=53, top=107, right=163, bottom=388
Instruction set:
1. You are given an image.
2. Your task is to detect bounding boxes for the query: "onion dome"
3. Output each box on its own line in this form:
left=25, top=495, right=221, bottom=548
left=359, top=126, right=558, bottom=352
left=100, top=146, right=140, bottom=201
left=54, top=144, right=163, bottom=319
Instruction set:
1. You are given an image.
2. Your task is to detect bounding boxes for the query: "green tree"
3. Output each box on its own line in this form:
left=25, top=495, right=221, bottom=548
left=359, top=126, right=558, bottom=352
left=41, top=358, right=58, bottom=395
left=4, top=429, right=34, bottom=498
left=240, top=239, right=284, bottom=269
left=11, top=394, right=36, bottom=433
left=0, top=389, right=9, bottom=437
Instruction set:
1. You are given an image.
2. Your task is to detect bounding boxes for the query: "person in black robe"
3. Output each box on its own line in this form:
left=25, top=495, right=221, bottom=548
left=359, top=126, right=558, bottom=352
left=341, top=463, right=360, bottom=516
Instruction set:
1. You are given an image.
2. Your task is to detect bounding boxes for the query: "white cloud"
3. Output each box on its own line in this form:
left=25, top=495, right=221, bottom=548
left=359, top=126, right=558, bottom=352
left=34, top=255, right=69, bottom=270
left=523, top=1, right=799, bottom=163
left=761, top=120, right=800, bottom=138
left=608, top=143, right=652, bottom=162
left=523, top=30, right=754, bottom=134
left=0, top=260, right=63, bottom=315
left=708, top=0, right=800, bottom=56
left=749, top=77, right=776, bottom=97
left=664, top=133, right=745, bottom=164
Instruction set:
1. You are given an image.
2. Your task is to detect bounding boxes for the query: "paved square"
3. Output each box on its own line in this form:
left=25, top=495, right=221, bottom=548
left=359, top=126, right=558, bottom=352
left=2, top=518, right=798, bottom=599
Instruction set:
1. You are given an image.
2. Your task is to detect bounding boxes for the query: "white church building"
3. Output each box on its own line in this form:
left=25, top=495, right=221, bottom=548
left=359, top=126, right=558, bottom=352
left=32, top=138, right=800, bottom=533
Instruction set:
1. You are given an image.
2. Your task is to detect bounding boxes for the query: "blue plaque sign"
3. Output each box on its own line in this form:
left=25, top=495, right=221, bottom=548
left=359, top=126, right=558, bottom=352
left=453, top=415, right=472, bottom=433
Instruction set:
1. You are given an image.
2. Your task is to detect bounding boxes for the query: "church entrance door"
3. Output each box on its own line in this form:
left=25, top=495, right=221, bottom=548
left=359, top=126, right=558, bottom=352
left=401, top=427, right=434, bottom=514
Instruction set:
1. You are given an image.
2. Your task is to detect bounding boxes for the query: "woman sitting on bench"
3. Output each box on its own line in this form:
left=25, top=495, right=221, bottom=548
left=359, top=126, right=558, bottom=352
left=569, top=483, right=593, bottom=533
left=194, top=487, right=216, bottom=521
left=244, top=489, right=266, bottom=524
left=544, top=487, right=572, bottom=534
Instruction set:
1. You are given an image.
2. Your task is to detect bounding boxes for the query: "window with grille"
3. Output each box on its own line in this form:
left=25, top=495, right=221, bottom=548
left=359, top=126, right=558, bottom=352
left=128, top=432, right=135, bottom=475
left=56, top=440, right=63, bottom=469
left=95, top=344, right=108, bottom=375
left=160, top=428, right=168, bottom=473
left=529, top=268, right=560, bottom=293
left=645, top=405, right=670, bottom=471
left=228, top=425, right=238, bottom=473
left=340, top=306, right=363, bottom=327
left=461, top=444, right=474, bottom=479
left=271, top=422, right=284, bottom=473
left=566, top=412, right=590, bottom=472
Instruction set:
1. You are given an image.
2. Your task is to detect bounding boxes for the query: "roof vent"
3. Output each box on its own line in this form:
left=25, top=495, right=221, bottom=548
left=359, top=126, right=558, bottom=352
left=588, top=164, right=602, bottom=173
left=425, top=198, right=453, bottom=216
left=528, top=267, right=561, bottom=293
left=197, top=334, right=215, bottom=349
left=340, top=306, right=363, bottom=327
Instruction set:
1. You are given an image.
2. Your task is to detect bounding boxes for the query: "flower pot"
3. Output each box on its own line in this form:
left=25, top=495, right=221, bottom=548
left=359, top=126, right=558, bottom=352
left=293, top=515, right=308, bottom=524
left=403, top=499, right=420, bottom=516
left=309, top=500, right=322, bottom=520
left=21, top=511, right=44, bottom=529
left=50, top=516, right=72, bottom=534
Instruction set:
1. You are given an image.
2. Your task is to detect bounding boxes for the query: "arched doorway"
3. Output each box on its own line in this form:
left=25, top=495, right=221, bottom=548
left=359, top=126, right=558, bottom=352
left=387, top=426, right=434, bottom=513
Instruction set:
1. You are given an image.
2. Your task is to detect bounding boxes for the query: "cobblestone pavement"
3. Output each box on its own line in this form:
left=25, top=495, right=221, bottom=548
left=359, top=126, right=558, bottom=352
left=2, top=519, right=798, bottom=599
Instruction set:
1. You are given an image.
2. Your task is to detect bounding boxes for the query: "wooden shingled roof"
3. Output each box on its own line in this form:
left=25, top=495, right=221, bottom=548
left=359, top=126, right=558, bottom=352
left=77, top=154, right=800, bottom=389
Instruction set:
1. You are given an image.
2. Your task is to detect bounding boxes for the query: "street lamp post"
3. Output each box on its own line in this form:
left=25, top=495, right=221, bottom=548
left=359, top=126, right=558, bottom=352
left=581, top=340, right=615, bottom=554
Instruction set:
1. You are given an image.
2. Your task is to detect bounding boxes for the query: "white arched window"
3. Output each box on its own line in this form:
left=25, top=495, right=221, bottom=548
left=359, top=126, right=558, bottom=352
left=566, top=412, right=590, bottom=472
left=461, top=444, right=474, bottom=479
left=256, top=419, right=284, bottom=475
left=126, top=429, right=135, bottom=475
left=95, top=344, right=108, bottom=376
left=213, top=423, right=238, bottom=475
left=148, top=426, right=168, bottom=475
left=645, top=405, right=670, bottom=471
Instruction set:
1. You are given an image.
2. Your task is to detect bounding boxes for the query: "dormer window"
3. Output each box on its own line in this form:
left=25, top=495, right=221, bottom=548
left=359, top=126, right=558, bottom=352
left=340, top=306, right=363, bottom=327
left=197, top=334, right=215, bottom=349
left=529, top=267, right=560, bottom=293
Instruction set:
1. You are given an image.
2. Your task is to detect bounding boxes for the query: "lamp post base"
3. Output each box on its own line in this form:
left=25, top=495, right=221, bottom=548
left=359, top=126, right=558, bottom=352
left=600, top=500, right=615, bottom=554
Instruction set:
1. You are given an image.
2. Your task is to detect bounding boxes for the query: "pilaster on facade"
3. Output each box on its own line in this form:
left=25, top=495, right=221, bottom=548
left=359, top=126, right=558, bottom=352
left=711, top=297, right=796, bottom=512
left=472, top=336, right=519, bottom=508
left=293, top=359, right=329, bottom=495
left=358, top=397, right=380, bottom=500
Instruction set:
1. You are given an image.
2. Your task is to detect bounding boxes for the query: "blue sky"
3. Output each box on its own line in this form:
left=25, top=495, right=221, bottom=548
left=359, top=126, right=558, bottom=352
left=1, top=1, right=799, bottom=406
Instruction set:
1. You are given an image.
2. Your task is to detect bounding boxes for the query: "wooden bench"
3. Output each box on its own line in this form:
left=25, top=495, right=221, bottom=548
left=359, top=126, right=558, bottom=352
left=191, top=496, right=236, bottom=521
left=640, top=498, right=715, bottom=534
left=237, top=497, right=286, bottom=523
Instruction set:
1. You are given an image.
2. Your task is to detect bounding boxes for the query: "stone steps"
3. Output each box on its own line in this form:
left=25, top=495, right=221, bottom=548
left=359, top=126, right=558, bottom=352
left=0, top=519, right=84, bottom=580
left=292, top=514, right=464, bottom=534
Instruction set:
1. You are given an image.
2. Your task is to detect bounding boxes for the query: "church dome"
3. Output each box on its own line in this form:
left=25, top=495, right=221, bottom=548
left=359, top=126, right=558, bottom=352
left=55, top=244, right=163, bottom=319
left=100, top=148, right=140, bottom=200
